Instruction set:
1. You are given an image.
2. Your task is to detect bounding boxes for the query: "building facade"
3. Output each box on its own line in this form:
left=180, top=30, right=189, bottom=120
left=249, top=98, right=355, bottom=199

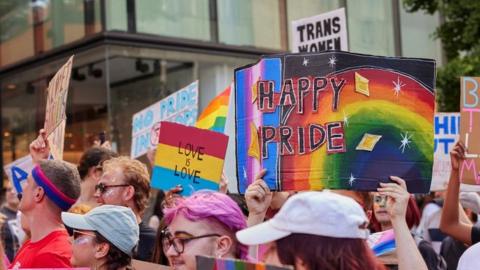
left=0, top=0, right=443, bottom=168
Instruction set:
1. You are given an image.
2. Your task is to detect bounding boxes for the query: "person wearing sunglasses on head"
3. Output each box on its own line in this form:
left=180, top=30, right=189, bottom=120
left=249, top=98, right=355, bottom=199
left=62, top=204, right=139, bottom=270
left=93, top=156, right=156, bottom=262
left=162, top=190, right=248, bottom=270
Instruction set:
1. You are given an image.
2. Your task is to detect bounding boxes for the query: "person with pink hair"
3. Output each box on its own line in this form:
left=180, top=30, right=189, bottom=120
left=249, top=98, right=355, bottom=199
left=162, top=191, right=247, bottom=270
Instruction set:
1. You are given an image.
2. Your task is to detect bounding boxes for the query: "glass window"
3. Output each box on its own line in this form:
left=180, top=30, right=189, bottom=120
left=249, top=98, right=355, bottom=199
left=0, top=0, right=35, bottom=67
left=105, top=0, right=127, bottom=31
left=136, top=0, right=211, bottom=41
left=400, top=4, right=443, bottom=65
left=286, top=0, right=340, bottom=50
left=346, top=0, right=395, bottom=56
left=217, top=0, right=282, bottom=49
left=1, top=47, right=108, bottom=165
left=105, top=45, right=253, bottom=158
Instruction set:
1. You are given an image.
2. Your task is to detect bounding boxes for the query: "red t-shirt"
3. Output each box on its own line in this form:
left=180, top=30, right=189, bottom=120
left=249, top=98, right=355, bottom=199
left=10, top=229, right=72, bottom=269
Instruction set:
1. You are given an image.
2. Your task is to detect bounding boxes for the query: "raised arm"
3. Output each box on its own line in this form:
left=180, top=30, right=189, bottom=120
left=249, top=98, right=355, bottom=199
left=378, top=176, right=428, bottom=270
left=439, top=141, right=474, bottom=245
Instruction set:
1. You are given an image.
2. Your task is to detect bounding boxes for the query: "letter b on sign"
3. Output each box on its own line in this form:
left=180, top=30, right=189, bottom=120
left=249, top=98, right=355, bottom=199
left=463, top=77, right=479, bottom=108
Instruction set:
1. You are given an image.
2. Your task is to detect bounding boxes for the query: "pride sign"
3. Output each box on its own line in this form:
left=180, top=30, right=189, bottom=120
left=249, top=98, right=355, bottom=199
left=233, top=52, right=435, bottom=193
left=151, top=122, right=228, bottom=195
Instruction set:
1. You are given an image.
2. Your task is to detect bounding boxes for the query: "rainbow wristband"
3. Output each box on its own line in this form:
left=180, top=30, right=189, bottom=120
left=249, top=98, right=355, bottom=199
left=31, top=166, right=76, bottom=211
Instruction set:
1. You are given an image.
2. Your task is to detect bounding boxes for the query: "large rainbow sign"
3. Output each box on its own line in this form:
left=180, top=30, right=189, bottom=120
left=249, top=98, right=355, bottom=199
left=234, top=52, right=435, bottom=193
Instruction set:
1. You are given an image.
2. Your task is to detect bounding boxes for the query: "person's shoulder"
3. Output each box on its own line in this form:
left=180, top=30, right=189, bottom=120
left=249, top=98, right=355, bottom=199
left=30, top=252, right=71, bottom=268
left=458, top=242, right=480, bottom=270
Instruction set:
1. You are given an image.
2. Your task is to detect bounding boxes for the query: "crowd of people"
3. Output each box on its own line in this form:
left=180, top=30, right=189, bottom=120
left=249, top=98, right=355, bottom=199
left=0, top=129, right=479, bottom=269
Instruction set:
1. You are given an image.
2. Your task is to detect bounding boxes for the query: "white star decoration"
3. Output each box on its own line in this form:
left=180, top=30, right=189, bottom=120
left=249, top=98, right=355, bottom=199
left=302, top=57, right=309, bottom=66
left=343, top=110, right=349, bottom=127
left=399, top=131, right=412, bottom=153
left=349, top=173, right=356, bottom=186
left=392, top=77, right=406, bottom=97
left=328, top=55, right=337, bottom=68
left=243, top=167, right=247, bottom=179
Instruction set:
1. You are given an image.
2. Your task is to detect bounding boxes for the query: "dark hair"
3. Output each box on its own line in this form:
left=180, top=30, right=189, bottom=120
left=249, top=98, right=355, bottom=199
left=370, top=196, right=421, bottom=232
left=95, top=232, right=132, bottom=270
left=77, top=147, right=118, bottom=180
left=38, top=160, right=81, bottom=201
left=276, top=234, right=386, bottom=270
left=151, top=218, right=169, bottom=265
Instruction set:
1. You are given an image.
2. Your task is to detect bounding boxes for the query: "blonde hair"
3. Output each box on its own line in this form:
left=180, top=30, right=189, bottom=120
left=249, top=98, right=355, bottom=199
left=69, top=203, right=93, bottom=214
left=102, top=156, right=151, bottom=214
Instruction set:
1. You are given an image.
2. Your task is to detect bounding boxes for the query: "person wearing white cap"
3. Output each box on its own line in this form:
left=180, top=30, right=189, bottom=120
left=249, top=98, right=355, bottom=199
left=61, top=205, right=139, bottom=270
left=236, top=177, right=429, bottom=270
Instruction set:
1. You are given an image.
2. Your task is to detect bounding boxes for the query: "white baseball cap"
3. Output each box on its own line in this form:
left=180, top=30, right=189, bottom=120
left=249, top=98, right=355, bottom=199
left=236, top=191, right=369, bottom=245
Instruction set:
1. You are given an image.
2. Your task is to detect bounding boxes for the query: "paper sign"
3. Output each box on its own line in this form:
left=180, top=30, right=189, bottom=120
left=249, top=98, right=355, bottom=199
left=131, top=81, right=199, bottom=158
left=196, top=256, right=293, bottom=270
left=3, top=155, right=35, bottom=194
left=44, top=56, right=74, bottom=160
left=132, top=260, right=170, bottom=270
left=233, top=51, right=435, bottom=193
left=460, top=77, right=480, bottom=185
left=291, top=8, right=348, bottom=53
left=432, top=113, right=460, bottom=191
left=151, top=121, right=229, bottom=195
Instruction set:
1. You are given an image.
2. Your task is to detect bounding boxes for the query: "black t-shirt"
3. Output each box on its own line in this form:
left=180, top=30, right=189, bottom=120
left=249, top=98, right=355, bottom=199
left=471, top=226, right=480, bottom=245
left=134, top=222, right=156, bottom=261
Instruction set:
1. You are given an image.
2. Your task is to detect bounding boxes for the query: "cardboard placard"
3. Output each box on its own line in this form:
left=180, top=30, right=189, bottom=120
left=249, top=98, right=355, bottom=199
left=460, top=77, right=480, bottom=185
left=44, top=56, right=74, bottom=160
left=151, top=122, right=229, bottom=195
left=3, top=155, right=35, bottom=193
left=233, top=52, right=435, bottom=193
left=196, top=256, right=293, bottom=270
left=291, top=8, right=348, bottom=53
left=432, top=113, right=460, bottom=191
left=131, top=81, right=199, bottom=158
left=132, top=260, right=170, bottom=270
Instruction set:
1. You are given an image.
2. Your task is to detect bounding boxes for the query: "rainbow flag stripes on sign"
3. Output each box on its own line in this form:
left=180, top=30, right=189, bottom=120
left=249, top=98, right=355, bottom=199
left=151, top=121, right=229, bottom=195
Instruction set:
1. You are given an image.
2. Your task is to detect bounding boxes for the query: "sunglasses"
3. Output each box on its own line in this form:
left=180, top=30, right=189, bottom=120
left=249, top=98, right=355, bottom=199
left=94, top=183, right=130, bottom=194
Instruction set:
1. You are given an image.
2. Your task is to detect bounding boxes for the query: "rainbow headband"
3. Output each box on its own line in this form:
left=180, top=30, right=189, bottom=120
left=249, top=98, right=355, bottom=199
left=31, top=166, right=76, bottom=211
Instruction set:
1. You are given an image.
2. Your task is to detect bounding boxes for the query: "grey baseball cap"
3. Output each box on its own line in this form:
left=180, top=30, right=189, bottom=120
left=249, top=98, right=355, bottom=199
left=62, top=205, right=139, bottom=255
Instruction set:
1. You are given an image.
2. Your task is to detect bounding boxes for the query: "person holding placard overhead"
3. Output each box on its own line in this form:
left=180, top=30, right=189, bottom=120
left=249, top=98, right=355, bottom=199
left=10, top=130, right=81, bottom=268
left=236, top=177, right=429, bottom=270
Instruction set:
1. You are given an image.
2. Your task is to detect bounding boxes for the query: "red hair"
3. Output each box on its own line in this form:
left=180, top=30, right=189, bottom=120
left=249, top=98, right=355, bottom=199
left=276, top=234, right=386, bottom=270
left=370, top=196, right=421, bottom=232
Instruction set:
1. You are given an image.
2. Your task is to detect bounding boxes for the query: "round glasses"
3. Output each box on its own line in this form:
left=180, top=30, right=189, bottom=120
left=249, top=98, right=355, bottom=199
left=161, top=230, right=221, bottom=254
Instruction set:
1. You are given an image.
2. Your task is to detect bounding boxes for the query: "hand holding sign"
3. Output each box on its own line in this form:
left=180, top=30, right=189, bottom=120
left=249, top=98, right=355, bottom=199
left=29, top=129, right=50, bottom=164
left=451, top=141, right=467, bottom=171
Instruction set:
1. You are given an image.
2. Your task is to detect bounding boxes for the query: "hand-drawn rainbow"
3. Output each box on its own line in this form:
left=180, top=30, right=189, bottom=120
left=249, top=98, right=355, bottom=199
left=234, top=52, right=435, bottom=193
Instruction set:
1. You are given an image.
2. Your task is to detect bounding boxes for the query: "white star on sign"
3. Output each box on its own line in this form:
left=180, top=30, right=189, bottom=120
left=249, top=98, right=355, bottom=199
left=392, top=77, right=406, bottom=97
left=243, top=167, right=247, bottom=179
left=343, top=110, right=349, bottom=127
left=399, top=131, right=412, bottom=153
left=302, top=57, right=309, bottom=66
left=328, top=55, right=337, bottom=68
left=349, top=173, right=356, bottom=186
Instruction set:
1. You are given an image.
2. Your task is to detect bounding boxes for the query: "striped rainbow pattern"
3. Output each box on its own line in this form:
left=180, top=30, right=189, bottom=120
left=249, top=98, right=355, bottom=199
left=196, top=85, right=231, bottom=133
left=151, top=121, right=229, bottom=195
left=368, top=229, right=396, bottom=256
left=234, top=53, right=435, bottom=193
left=196, top=256, right=292, bottom=270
